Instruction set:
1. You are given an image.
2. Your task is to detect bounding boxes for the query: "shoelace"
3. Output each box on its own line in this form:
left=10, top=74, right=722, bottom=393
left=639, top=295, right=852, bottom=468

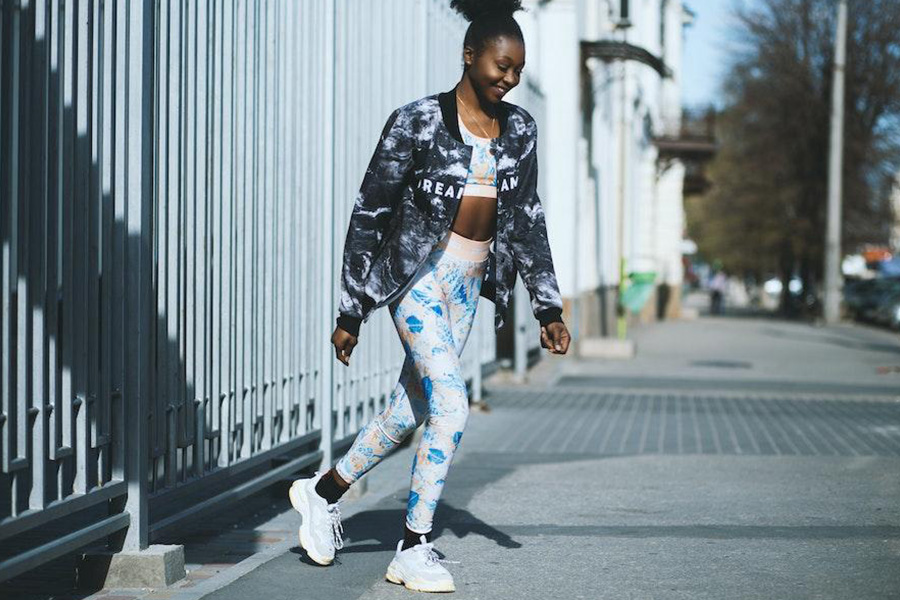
left=326, top=501, right=345, bottom=550
left=415, top=541, right=460, bottom=566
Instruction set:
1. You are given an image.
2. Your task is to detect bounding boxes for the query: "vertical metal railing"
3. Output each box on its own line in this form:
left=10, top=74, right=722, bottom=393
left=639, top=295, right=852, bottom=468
left=0, top=0, right=150, bottom=574
left=144, top=0, right=332, bottom=538
left=0, top=0, right=524, bottom=581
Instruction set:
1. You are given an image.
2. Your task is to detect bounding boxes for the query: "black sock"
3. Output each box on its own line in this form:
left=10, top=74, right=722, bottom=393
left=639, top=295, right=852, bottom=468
left=314, top=470, right=347, bottom=504
left=402, top=525, right=431, bottom=551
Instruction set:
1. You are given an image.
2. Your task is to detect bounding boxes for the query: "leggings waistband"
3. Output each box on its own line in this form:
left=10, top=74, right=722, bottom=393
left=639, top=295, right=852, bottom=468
left=437, top=230, right=492, bottom=262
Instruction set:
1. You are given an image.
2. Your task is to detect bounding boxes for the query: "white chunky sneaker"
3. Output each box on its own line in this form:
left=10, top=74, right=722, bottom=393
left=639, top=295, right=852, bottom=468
left=385, top=535, right=458, bottom=593
left=288, top=471, right=344, bottom=565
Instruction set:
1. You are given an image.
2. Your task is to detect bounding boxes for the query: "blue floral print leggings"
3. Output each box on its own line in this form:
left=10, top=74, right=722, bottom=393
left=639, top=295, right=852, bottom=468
left=334, top=229, right=492, bottom=534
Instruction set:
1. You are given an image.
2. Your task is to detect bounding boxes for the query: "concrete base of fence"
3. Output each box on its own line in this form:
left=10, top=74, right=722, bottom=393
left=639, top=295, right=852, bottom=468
left=577, top=337, right=636, bottom=359
left=77, top=544, right=186, bottom=589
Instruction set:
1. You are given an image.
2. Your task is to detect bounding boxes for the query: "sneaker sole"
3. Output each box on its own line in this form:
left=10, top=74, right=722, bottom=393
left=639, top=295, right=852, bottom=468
left=385, top=562, right=456, bottom=593
left=289, top=481, right=334, bottom=566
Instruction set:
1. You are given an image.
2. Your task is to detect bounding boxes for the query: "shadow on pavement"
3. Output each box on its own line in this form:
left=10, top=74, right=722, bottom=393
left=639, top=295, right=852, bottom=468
left=760, top=325, right=900, bottom=355
left=311, top=504, right=522, bottom=557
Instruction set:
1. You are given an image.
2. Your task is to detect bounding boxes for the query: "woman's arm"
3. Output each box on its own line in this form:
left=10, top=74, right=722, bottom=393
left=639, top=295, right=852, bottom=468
left=508, top=115, right=564, bottom=328
left=336, top=108, right=415, bottom=337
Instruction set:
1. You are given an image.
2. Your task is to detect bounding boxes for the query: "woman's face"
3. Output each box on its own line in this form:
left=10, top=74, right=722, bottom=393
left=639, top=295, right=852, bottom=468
left=464, top=35, right=525, bottom=104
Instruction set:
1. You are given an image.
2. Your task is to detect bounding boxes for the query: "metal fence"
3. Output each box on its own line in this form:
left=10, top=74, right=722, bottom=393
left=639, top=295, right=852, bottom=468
left=0, top=0, right=558, bottom=582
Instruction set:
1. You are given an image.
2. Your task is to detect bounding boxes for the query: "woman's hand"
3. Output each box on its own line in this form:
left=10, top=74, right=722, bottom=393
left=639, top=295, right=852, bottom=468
left=332, top=326, right=358, bottom=366
left=540, top=322, right=570, bottom=355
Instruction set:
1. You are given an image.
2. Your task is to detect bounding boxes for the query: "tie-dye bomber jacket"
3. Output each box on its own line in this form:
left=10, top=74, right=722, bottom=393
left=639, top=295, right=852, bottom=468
left=335, top=88, right=564, bottom=337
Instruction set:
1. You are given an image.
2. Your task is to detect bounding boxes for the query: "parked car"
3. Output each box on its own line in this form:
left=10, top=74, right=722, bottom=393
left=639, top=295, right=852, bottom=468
left=871, top=288, right=900, bottom=329
left=844, top=278, right=875, bottom=314
left=844, top=278, right=900, bottom=325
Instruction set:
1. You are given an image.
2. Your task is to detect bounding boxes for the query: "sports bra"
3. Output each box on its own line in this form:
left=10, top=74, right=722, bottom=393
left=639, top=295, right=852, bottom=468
left=458, top=116, right=498, bottom=199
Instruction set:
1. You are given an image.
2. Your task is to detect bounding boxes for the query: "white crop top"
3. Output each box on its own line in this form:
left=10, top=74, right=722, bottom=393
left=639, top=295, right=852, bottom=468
left=458, top=116, right=498, bottom=199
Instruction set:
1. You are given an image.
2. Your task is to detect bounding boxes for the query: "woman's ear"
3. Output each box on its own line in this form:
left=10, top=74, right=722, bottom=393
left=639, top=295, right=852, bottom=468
left=462, top=45, right=475, bottom=69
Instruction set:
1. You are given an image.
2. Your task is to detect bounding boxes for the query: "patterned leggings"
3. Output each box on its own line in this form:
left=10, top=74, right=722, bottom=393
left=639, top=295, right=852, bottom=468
left=335, top=229, right=491, bottom=534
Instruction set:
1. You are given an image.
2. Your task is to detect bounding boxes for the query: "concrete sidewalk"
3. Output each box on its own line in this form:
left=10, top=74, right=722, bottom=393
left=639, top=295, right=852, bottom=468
left=14, top=315, right=900, bottom=600
left=524, top=309, right=900, bottom=392
left=200, top=316, right=900, bottom=600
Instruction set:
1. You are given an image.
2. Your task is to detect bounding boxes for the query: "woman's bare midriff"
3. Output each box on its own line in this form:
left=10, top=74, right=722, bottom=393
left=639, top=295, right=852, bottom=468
left=450, top=195, right=497, bottom=242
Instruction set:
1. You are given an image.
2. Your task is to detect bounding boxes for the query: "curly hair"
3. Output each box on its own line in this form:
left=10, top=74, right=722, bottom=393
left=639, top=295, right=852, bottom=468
left=450, top=0, right=526, bottom=58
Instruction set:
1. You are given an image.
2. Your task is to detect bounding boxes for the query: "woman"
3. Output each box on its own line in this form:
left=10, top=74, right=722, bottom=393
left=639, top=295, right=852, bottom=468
left=289, top=0, right=571, bottom=592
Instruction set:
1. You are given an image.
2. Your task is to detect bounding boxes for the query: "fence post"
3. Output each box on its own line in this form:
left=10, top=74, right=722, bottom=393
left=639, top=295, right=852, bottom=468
left=319, top=0, right=337, bottom=472
left=117, top=0, right=155, bottom=553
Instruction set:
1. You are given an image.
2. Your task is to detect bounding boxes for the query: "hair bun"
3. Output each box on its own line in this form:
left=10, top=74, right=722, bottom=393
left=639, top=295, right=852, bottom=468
left=450, top=0, right=524, bottom=22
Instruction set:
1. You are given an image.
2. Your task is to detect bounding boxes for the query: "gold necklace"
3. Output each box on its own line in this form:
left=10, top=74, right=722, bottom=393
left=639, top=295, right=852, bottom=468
left=457, top=92, right=496, bottom=139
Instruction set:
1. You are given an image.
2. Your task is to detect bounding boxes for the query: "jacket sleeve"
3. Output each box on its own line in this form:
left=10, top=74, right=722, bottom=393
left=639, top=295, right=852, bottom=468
left=508, top=116, right=565, bottom=328
left=336, top=108, right=414, bottom=337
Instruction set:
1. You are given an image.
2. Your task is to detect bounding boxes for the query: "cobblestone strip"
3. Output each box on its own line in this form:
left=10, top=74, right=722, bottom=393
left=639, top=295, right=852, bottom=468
left=477, top=388, right=900, bottom=457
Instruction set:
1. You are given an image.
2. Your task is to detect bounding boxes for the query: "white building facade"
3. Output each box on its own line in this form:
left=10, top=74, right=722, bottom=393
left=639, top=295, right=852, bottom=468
left=511, top=0, right=691, bottom=339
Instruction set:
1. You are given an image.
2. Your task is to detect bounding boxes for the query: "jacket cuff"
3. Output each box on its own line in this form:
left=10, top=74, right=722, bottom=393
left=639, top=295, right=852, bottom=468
left=336, top=314, right=362, bottom=337
left=536, top=307, right=564, bottom=328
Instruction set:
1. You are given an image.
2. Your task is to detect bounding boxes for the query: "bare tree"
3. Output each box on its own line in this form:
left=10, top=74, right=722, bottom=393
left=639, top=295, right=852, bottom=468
left=687, top=0, right=900, bottom=314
